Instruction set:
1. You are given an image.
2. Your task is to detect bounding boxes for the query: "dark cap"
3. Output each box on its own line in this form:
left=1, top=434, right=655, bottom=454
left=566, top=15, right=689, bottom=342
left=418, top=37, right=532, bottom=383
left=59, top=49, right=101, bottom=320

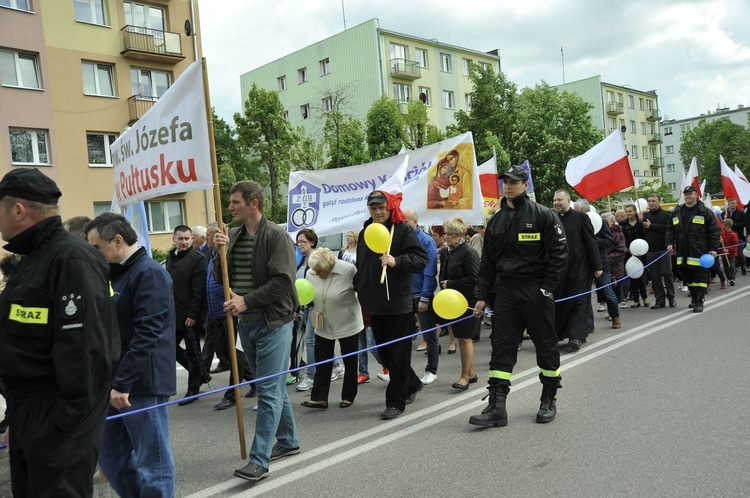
left=683, top=185, right=697, bottom=194
left=499, top=165, right=528, bottom=182
left=0, top=168, right=62, bottom=205
left=367, top=190, right=387, bottom=205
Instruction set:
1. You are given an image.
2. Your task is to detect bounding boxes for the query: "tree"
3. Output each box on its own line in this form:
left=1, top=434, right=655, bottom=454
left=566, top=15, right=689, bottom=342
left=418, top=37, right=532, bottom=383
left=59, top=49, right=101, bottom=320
left=637, top=179, right=677, bottom=204
left=366, top=95, right=406, bottom=160
left=216, top=163, right=237, bottom=224
left=323, top=114, right=368, bottom=168
left=509, top=83, right=602, bottom=205
left=679, top=118, right=750, bottom=195
left=291, top=128, right=325, bottom=171
left=403, top=99, right=429, bottom=149
left=212, top=110, right=257, bottom=222
left=234, top=83, right=297, bottom=222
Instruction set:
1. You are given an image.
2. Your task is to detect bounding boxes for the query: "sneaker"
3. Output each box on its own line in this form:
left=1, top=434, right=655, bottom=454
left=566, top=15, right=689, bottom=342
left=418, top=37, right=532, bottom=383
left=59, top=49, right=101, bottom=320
left=604, top=313, right=611, bottom=321
left=730, top=279, right=736, bottom=286
left=296, top=377, right=314, bottom=391
left=721, top=281, right=728, bottom=289
left=357, top=374, right=370, bottom=384
left=619, top=301, right=628, bottom=309
left=421, top=372, right=437, bottom=385
left=568, top=339, right=582, bottom=351
left=376, top=368, right=390, bottom=382
left=331, top=364, right=345, bottom=381
left=286, top=373, right=296, bottom=385
left=416, top=342, right=427, bottom=351
left=680, top=285, right=688, bottom=292
left=597, top=304, right=606, bottom=312
left=234, top=462, right=268, bottom=481
left=270, top=443, right=301, bottom=461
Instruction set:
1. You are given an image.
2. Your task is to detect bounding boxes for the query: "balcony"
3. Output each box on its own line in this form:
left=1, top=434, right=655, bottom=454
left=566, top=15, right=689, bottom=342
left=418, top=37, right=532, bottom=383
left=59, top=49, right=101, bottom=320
left=606, top=102, right=624, bottom=115
left=648, top=133, right=663, bottom=144
left=121, top=25, right=185, bottom=64
left=128, top=95, right=158, bottom=124
left=646, top=109, right=661, bottom=121
left=650, top=157, right=664, bottom=169
left=390, top=58, right=421, bottom=80
left=397, top=100, right=409, bottom=115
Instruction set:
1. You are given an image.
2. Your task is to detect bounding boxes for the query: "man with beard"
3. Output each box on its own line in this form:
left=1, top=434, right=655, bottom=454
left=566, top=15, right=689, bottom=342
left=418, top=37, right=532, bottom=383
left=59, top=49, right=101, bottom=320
left=552, top=189, right=602, bottom=350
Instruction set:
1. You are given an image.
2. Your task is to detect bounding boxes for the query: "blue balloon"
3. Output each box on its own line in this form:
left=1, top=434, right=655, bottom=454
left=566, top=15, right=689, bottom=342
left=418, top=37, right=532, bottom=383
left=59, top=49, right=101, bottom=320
left=699, top=254, right=715, bottom=268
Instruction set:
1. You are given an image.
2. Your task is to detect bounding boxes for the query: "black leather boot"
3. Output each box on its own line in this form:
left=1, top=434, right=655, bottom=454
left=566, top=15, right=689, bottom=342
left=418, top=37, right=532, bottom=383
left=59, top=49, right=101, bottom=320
left=469, top=384, right=509, bottom=427
left=688, top=288, right=696, bottom=308
left=536, top=385, right=558, bottom=423
left=692, top=292, right=705, bottom=313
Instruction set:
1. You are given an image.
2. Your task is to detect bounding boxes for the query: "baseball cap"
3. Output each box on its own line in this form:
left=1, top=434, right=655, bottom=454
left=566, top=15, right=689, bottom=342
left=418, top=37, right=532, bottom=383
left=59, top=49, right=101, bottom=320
left=683, top=185, right=697, bottom=194
left=499, top=165, right=528, bottom=182
left=0, top=168, right=62, bottom=205
left=367, top=191, right=387, bottom=205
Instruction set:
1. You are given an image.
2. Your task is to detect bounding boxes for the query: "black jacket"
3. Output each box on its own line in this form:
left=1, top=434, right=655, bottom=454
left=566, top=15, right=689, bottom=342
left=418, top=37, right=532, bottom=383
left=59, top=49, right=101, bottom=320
left=666, top=201, right=722, bottom=262
left=0, top=216, right=119, bottom=432
left=355, top=218, right=428, bottom=315
left=439, top=241, right=479, bottom=300
left=726, top=207, right=746, bottom=238
left=642, top=207, right=671, bottom=252
left=478, top=193, right=568, bottom=300
left=555, top=207, right=602, bottom=294
left=166, top=246, right=206, bottom=328
left=621, top=218, right=644, bottom=247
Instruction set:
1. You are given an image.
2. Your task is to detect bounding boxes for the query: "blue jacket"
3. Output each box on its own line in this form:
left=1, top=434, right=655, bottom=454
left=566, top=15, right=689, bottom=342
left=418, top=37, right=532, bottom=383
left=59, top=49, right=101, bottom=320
left=412, top=226, right=438, bottom=302
left=205, top=251, right=225, bottom=320
left=109, top=247, right=177, bottom=397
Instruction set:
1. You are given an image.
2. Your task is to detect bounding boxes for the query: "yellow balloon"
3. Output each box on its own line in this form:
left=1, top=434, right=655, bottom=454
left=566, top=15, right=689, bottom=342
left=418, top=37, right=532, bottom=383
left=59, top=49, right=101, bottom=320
left=295, top=278, right=315, bottom=306
left=433, top=289, right=469, bottom=320
left=364, top=223, right=390, bottom=254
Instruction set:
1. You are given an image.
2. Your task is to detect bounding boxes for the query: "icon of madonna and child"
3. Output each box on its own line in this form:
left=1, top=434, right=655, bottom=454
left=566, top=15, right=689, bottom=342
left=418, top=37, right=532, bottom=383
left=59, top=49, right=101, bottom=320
left=426, top=147, right=474, bottom=209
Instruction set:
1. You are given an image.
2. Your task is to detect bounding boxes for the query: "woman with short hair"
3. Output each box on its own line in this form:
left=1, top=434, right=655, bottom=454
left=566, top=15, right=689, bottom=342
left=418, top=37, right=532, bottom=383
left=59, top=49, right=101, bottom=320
left=301, top=248, right=363, bottom=408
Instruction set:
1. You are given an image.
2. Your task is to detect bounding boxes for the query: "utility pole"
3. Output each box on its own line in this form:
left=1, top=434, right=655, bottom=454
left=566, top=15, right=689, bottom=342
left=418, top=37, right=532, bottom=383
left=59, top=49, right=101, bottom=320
left=341, top=0, right=347, bottom=30
left=561, top=46, right=565, bottom=84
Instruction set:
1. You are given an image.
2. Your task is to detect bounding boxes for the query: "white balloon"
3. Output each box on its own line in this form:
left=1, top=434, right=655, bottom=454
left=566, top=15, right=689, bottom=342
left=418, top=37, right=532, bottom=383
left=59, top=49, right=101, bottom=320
left=587, top=211, right=603, bottom=234
left=629, top=238, right=649, bottom=256
left=589, top=205, right=597, bottom=213
left=743, top=246, right=750, bottom=258
left=636, top=198, right=648, bottom=212
left=625, top=257, right=645, bottom=279
left=713, top=206, right=722, bottom=216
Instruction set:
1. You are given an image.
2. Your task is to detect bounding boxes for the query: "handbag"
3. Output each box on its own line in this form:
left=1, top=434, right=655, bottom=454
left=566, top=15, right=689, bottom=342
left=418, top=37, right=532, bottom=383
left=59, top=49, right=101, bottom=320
left=311, top=309, right=325, bottom=331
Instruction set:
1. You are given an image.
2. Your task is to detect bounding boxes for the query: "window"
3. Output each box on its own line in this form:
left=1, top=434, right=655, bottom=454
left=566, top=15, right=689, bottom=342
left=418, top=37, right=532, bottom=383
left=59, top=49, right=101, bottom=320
left=641, top=122, right=646, bottom=135
left=443, top=90, right=454, bottom=109
left=9, top=128, right=49, bottom=165
left=390, top=43, right=407, bottom=61
left=633, top=170, right=640, bottom=177
left=650, top=147, right=656, bottom=159
left=462, top=58, right=472, bottom=76
left=642, top=146, right=647, bottom=158
left=0, top=0, right=31, bottom=11
left=668, top=182, right=677, bottom=190
left=630, top=120, right=636, bottom=134
left=300, top=104, right=310, bottom=120
left=666, top=163, right=675, bottom=172
left=277, top=75, right=286, bottom=91
left=82, top=62, right=114, bottom=96
left=0, top=50, right=40, bottom=89
left=680, top=123, right=692, bottom=133
left=74, top=0, right=107, bottom=25
left=628, top=95, right=634, bottom=109
left=665, top=145, right=674, bottom=154
left=146, top=200, right=183, bottom=233
left=631, top=146, right=638, bottom=158
left=283, top=110, right=289, bottom=121
left=639, top=98, right=644, bottom=110
left=415, top=48, right=428, bottom=68
left=646, top=100, right=653, bottom=111
left=606, top=91, right=614, bottom=102
left=465, top=93, right=472, bottom=109
left=617, top=93, right=623, bottom=104
left=322, top=96, right=333, bottom=112
left=87, top=132, right=117, bottom=166
left=664, top=126, right=672, bottom=135
left=298, top=67, right=307, bottom=84
left=93, top=202, right=111, bottom=217
left=124, top=1, right=165, bottom=31
left=608, top=117, right=616, bottom=132
left=319, top=58, right=330, bottom=76
left=479, top=62, right=491, bottom=71
left=619, top=119, right=625, bottom=128
left=418, top=87, right=431, bottom=106
left=440, top=53, right=451, bottom=73
left=131, top=68, right=170, bottom=98
left=393, top=83, right=410, bottom=102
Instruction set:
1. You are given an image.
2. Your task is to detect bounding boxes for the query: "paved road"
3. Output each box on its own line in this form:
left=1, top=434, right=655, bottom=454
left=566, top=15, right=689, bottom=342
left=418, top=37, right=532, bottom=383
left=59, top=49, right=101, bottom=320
left=7, top=278, right=742, bottom=497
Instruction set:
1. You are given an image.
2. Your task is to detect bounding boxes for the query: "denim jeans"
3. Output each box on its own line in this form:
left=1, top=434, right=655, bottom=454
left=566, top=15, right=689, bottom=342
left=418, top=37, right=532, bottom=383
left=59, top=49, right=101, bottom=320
left=303, top=309, right=316, bottom=377
left=594, top=270, right=620, bottom=318
left=413, top=298, right=438, bottom=375
left=357, top=326, right=382, bottom=376
left=99, top=395, right=175, bottom=498
left=238, top=319, right=299, bottom=469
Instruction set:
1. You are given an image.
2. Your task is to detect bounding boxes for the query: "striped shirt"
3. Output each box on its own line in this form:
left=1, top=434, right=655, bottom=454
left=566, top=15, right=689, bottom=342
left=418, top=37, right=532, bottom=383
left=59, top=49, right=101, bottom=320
left=231, top=229, right=263, bottom=322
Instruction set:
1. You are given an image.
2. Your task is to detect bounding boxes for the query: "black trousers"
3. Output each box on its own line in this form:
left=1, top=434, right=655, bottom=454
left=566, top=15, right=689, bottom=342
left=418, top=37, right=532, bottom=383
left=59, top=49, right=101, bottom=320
left=176, top=326, right=203, bottom=390
left=202, top=317, right=231, bottom=370
left=646, top=251, right=675, bottom=304
left=371, top=313, right=422, bottom=411
left=310, top=333, right=359, bottom=403
left=490, top=282, right=561, bottom=389
left=680, top=266, right=710, bottom=296
left=8, top=386, right=107, bottom=497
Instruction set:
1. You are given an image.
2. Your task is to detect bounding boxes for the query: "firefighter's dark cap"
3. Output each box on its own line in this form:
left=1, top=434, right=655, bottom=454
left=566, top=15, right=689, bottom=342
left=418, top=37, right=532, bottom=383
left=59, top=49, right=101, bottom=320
left=683, top=185, right=697, bottom=194
left=499, top=165, right=528, bottom=182
left=367, top=191, right=387, bottom=205
left=0, top=168, right=61, bottom=205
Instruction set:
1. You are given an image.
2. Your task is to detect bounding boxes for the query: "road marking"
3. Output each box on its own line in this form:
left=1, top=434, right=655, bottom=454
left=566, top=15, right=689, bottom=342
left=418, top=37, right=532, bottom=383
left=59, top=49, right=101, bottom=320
left=186, top=286, right=750, bottom=497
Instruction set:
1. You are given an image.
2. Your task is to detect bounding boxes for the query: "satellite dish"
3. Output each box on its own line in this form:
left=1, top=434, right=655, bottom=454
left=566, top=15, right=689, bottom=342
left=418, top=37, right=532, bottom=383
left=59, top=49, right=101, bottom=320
left=419, top=92, right=427, bottom=104
left=620, top=125, right=627, bottom=133
left=184, top=20, right=192, bottom=36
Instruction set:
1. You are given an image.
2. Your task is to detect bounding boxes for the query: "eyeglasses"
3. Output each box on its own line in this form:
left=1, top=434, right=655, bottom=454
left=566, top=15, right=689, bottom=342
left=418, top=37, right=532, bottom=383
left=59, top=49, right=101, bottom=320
left=92, top=237, right=115, bottom=250
left=297, top=239, right=311, bottom=245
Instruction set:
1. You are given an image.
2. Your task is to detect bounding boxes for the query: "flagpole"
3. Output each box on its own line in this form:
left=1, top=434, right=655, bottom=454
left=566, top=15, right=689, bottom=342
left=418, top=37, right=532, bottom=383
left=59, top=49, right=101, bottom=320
left=380, top=225, right=395, bottom=285
left=202, top=57, right=247, bottom=460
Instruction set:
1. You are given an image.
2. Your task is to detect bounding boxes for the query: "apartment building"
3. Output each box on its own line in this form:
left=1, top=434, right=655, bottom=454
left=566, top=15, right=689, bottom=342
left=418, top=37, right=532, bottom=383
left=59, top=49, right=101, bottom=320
left=239, top=18, right=502, bottom=138
left=0, top=0, right=212, bottom=249
left=661, top=104, right=750, bottom=198
left=555, top=75, right=663, bottom=188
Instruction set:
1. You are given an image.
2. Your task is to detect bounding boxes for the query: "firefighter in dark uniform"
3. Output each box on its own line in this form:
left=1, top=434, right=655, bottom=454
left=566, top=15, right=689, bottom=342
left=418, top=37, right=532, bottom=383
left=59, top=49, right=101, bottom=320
left=666, top=185, right=721, bottom=313
left=0, top=168, right=119, bottom=497
left=469, top=165, right=568, bottom=427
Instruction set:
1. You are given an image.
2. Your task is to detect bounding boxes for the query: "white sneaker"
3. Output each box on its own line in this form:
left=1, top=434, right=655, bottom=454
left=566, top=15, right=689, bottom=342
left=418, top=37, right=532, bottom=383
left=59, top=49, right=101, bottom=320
left=619, top=301, right=627, bottom=309
left=376, top=371, right=390, bottom=382
left=296, top=377, right=314, bottom=391
left=597, top=304, right=606, bottom=312
left=604, top=314, right=612, bottom=321
left=252, top=404, right=258, bottom=411
left=420, top=372, right=437, bottom=385
left=330, top=364, right=345, bottom=381
left=680, top=285, right=688, bottom=292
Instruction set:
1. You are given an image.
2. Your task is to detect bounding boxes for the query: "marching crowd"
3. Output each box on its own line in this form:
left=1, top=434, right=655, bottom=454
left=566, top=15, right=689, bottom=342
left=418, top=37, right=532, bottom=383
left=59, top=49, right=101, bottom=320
left=0, top=164, right=745, bottom=494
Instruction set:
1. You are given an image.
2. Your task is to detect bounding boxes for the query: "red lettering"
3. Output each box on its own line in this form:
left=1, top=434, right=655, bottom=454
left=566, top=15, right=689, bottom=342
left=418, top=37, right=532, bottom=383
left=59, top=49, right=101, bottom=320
left=176, top=158, right=197, bottom=182
left=159, top=153, right=177, bottom=185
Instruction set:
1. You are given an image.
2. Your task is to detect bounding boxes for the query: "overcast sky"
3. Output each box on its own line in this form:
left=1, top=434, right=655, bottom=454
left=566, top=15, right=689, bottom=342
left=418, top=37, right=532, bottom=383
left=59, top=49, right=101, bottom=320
left=199, top=0, right=750, bottom=126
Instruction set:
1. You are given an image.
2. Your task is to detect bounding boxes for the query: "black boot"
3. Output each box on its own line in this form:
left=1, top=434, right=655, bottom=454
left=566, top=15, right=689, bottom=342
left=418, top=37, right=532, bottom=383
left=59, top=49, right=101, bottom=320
left=688, top=289, right=696, bottom=308
left=468, top=384, right=508, bottom=427
left=536, top=385, right=558, bottom=423
left=692, top=292, right=705, bottom=313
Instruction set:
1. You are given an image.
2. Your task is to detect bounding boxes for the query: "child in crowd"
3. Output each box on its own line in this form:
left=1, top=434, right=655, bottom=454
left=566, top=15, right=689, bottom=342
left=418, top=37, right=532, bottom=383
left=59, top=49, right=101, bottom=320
left=720, top=219, right=738, bottom=286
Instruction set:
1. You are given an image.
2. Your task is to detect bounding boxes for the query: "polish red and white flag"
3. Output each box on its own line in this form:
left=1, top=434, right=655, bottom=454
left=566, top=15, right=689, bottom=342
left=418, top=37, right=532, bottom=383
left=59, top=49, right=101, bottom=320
left=721, top=155, right=750, bottom=209
left=565, top=129, right=633, bottom=201
left=476, top=155, right=499, bottom=200
left=734, top=164, right=748, bottom=183
left=687, top=157, right=702, bottom=197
